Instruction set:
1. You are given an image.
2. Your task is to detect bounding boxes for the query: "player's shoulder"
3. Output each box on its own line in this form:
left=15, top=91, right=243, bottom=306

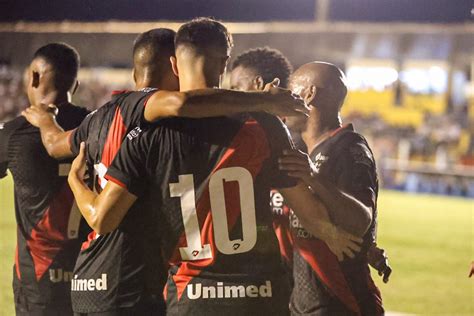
left=84, top=101, right=115, bottom=122
left=0, top=116, right=30, bottom=137
left=249, top=112, right=294, bottom=150
left=336, top=125, right=375, bottom=166
left=113, top=88, right=157, bottom=106
left=250, top=112, right=288, bottom=131
left=56, top=103, right=90, bottom=130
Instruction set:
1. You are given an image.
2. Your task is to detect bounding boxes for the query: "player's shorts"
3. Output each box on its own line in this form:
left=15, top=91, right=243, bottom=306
left=72, top=294, right=165, bottom=316
left=14, top=286, right=73, bottom=316
left=166, top=272, right=291, bottom=316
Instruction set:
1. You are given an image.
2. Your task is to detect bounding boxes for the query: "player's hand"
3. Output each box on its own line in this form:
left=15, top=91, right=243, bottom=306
left=278, top=149, right=316, bottom=185
left=368, top=244, right=392, bottom=283
left=323, top=223, right=363, bottom=262
left=469, top=261, right=474, bottom=278
left=263, top=78, right=310, bottom=118
left=69, top=142, right=87, bottom=182
left=21, top=103, right=58, bottom=128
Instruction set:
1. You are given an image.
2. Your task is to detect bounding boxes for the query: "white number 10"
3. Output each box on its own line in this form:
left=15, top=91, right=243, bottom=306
left=170, top=167, right=257, bottom=261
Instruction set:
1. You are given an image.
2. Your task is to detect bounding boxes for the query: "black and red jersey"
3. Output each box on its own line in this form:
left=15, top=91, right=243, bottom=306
left=67, top=89, right=165, bottom=313
left=287, top=124, right=383, bottom=316
left=0, top=104, right=90, bottom=308
left=106, top=113, right=297, bottom=315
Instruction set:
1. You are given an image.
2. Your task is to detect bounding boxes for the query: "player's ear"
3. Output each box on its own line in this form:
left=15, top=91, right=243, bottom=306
left=31, top=71, right=40, bottom=88
left=219, top=56, right=229, bottom=76
left=71, top=80, right=79, bottom=96
left=305, top=85, right=317, bottom=105
left=170, top=56, right=179, bottom=77
left=132, top=68, right=137, bottom=85
left=253, top=76, right=265, bottom=91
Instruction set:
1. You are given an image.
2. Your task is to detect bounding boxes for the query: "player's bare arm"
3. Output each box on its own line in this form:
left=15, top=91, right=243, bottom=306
left=279, top=182, right=362, bottom=261
left=22, top=104, right=74, bottom=159
left=144, top=81, right=308, bottom=122
left=279, top=149, right=373, bottom=237
left=68, top=142, right=137, bottom=234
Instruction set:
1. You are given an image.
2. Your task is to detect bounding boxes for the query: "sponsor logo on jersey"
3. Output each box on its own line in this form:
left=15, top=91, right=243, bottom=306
left=49, top=269, right=73, bottom=283
left=71, top=274, right=107, bottom=291
left=289, top=210, right=314, bottom=239
left=186, top=280, right=272, bottom=300
left=126, top=126, right=142, bottom=140
left=270, top=190, right=286, bottom=216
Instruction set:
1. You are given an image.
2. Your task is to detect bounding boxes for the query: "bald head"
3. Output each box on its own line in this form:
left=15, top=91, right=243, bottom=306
left=290, top=62, right=347, bottom=111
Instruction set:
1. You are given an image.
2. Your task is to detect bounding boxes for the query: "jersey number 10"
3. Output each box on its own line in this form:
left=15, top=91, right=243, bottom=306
left=170, top=167, right=257, bottom=261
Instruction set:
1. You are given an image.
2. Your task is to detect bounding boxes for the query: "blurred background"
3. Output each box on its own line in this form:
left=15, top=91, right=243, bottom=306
left=0, top=0, right=473, bottom=315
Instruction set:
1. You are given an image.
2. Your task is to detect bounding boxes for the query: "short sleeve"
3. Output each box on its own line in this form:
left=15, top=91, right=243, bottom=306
left=105, top=127, right=149, bottom=197
left=251, top=112, right=298, bottom=189
left=69, top=111, right=95, bottom=156
left=336, top=141, right=378, bottom=209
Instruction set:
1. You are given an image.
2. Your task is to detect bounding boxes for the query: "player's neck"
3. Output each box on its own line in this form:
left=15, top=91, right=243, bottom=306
left=302, top=117, right=341, bottom=153
left=179, top=74, right=219, bottom=91
left=136, top=80, right=158, bottom=91
left=39, top=91, right=70, bottom=107
left=178, top=62, right=220, bottom=91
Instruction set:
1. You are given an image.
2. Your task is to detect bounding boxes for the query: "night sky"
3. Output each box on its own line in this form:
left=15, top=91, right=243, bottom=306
left=1, top=0, right=473, bottom=23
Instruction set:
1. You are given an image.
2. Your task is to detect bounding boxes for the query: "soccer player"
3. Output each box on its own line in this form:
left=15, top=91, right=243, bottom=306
left=278, top=62, right=386, bottom=315
left=67, top=18, right=362, bottom=316
left=0, top=43, right=89, bottom=316
left=230, top=46, right=293, bottom=91
left=230, top=49, right=392, bottom=285
left=22, top=29, right=308, bottom=315
left=230, top=46, right=295, bottom=274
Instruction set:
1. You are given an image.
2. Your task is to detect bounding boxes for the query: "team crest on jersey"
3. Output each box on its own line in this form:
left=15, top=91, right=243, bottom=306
left=313, top=152, right=328, bottom=173
left=126, top=126, right=142, bottom=140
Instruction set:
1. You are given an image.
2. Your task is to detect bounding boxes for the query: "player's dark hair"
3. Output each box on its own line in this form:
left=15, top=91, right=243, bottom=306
left=33, top=42, right=80, bottom=92
left=133, top=28, right=176, bottom=60
left=232, top=47, right=293, bottom=88
left=175, top=17, right=233, bottom=56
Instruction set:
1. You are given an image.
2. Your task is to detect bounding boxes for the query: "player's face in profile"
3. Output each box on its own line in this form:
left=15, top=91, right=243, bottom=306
left=230, top=65, right=259, bottom=91
left=285, top=79, right=309, bottom=133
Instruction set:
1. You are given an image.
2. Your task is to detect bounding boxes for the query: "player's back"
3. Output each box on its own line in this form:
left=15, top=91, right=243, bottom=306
left=0, top=103, right=89, bottom=310
left=69, top=89, right=166, bottom=314
left=108, top=113, right=297, bottom=315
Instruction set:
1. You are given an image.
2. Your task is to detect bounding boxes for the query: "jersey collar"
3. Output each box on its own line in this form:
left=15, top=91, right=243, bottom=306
left=308, top=123, right=354, bottom=156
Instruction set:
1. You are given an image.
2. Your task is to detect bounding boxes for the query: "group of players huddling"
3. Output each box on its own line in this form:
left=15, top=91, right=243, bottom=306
left=0, top=17, right=392, bottom=316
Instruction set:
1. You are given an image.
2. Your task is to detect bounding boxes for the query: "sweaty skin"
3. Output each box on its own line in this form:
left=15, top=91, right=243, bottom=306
left=281, top=62, right=373, bottom=237
left=68, top=45, right=362, bottom=262
left=279, top=61, right=391, bottom=278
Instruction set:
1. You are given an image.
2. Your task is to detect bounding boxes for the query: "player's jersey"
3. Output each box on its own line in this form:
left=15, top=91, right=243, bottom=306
left=289, top=124, right=383, bottom=316
left=271, top=139, right=306, bottom=278
left=271, top=190, right=294, bottom=273
left=106, top=113, right=298, bottom=315
left=0, top=104, right=90, bottom=308
left=68, top=89, right=165, bottom=313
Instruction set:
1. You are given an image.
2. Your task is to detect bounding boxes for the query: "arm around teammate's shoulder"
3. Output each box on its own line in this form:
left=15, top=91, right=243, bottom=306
left=143, top=86, right=308, bottom=122
left=22, top=104, right=74, bottom=159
